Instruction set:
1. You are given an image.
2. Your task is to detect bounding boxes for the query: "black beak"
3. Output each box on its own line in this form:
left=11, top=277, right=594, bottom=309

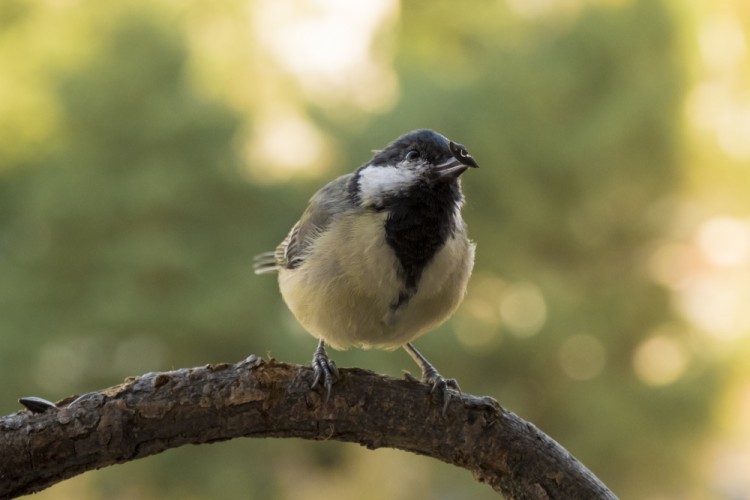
left=449, top=141, right=480, bottom=169
left=429, top=141, right=479, bottom=181
left=430, top=158, right=470, bottom=181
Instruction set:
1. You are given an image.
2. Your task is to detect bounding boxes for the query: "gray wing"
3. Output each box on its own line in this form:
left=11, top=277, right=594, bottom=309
left=253, top=173, right=357, bottom=274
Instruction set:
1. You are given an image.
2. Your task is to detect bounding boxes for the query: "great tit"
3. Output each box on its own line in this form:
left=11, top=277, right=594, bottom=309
left=254, top=129, right=479, bottom=408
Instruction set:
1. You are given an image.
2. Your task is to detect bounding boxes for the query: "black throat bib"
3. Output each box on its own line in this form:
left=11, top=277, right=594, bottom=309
left=384, top=181, right=463, bottom=295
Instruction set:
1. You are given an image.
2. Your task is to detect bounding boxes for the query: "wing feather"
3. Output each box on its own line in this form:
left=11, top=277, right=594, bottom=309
left=253, top=173, right=356, bottom=274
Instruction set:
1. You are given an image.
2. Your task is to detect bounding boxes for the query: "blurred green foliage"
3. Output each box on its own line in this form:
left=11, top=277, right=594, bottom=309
left=0, top=1, right=730, bottom=498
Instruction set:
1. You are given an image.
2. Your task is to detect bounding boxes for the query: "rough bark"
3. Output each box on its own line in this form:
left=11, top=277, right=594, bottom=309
left=0, top=356, right=617, bottom=499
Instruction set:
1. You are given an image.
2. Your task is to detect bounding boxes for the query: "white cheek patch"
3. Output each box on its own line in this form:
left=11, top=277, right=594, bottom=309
left=358, top=165, right=419, bottom=206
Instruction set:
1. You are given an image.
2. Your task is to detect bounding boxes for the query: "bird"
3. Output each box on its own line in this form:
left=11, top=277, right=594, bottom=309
left=254, top=129, right=479, bottom=410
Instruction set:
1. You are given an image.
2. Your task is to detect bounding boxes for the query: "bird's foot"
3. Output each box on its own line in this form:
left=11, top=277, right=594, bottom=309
left=403, top=343, right=461, bottom=415
left=311, top=340, right=339, bottom=402
left=421, top=365, right=461, bottom=414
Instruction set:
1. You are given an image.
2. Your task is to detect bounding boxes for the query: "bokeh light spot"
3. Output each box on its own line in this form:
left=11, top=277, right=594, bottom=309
left=633, top=334, right=689, bottom=386
left=698, top=15, right=747, bottom=74
left=245, top=111, right=331, bottom=181
left=697, top=216, right=750, bottom=267
left=499, top=282, right=546, bottom=338
left=253, top=0, right=398, bottom=110
left=677, top=273, right=750, bottom=341
left=716, top=104, right=750, bottom=161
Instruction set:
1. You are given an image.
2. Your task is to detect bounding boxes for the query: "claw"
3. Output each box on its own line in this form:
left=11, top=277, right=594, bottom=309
left=404, top=343, right=460, bottom=415
left=311, top=340, right=339, bottom=402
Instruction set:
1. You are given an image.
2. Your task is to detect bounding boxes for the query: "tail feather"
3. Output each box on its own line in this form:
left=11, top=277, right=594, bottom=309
left=253, top=251, right=279, bottom=274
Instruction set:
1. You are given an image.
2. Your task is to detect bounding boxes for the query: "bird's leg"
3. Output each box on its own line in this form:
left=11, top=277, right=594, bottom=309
left=404, top=342, right=460, bottom=414
left=311, top=340, right=339, bottom=402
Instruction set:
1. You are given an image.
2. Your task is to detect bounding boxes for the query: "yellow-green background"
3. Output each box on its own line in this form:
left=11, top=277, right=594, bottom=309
left=2, top=0, right=749, bottom=498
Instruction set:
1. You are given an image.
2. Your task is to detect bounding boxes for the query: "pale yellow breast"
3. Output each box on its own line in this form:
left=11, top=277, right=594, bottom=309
left=278, top=211, right=474, bottom=350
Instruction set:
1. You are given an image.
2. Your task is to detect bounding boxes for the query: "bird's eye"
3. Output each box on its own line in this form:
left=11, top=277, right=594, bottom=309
left=405, top=150, right=420, bottom=161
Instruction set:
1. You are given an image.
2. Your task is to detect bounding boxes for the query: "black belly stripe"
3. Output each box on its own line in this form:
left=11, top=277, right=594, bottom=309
left=389, top=290, right=412, bottom=312
left=384, top=181, right=462, bottom=308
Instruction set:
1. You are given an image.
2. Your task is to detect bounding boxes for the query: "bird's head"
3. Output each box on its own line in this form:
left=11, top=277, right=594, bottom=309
left=352, top=129, right=479, bottom=209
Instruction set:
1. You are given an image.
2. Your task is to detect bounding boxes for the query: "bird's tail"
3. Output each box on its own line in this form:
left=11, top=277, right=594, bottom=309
left=253, top=251, right=279, bottom=274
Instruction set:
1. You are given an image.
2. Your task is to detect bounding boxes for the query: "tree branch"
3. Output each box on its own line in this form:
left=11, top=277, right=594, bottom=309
left=0, top=356, right=616, bottom=499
